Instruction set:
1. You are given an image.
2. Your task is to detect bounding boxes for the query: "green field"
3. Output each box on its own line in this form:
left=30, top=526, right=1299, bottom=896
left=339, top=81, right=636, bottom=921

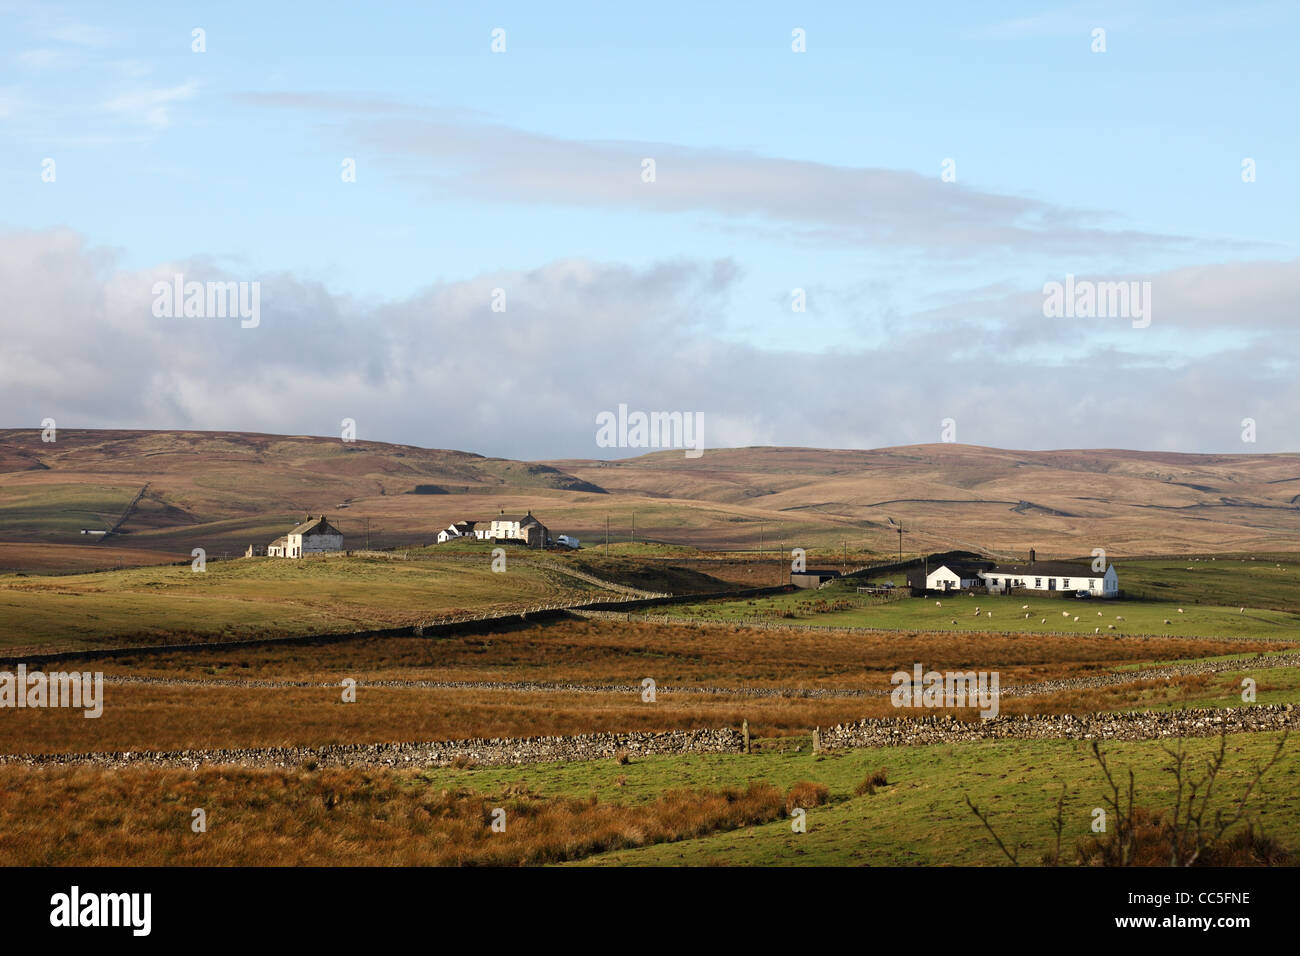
left=401, top=731, right=1299, bottom=866
left=662, top=577, right=1300, bottom=640
left=0, top=552, right=609, bottom=652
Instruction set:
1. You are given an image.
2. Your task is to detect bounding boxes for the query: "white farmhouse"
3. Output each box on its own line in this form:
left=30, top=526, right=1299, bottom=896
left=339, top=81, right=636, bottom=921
left=908, top=562, right=987, bottom=592
left=267, top=515, right=344, bottom=558
left=981, top=558, right=1118, bottom=597
left=436, top=521, right=477, bottom=543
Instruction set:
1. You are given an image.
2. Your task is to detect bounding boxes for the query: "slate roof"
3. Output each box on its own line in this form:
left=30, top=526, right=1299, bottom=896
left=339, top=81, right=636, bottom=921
left=290, top=515, right=342, bottom=537
left=985, top=561, right=1105, bottom=579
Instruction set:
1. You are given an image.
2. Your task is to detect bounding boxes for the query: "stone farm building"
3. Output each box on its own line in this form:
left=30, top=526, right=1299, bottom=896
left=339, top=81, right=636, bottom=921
left=908, top=549, right=1119, bottom=597
left=437, top=511, right=549, bottom=549
left=267, top=515, right=344, bottom=558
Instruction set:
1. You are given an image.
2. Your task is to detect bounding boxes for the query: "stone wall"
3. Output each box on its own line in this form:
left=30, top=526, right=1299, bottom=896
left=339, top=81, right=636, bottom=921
left=0, top=727, right=746, bottom=771
left=819, top=703, right=1298, bottom=750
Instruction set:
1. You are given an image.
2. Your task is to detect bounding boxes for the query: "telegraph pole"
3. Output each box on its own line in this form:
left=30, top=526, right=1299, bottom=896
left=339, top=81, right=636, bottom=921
left=631, top=512, right=635, bottom=546
left=606, top=515, right=610, bottom=552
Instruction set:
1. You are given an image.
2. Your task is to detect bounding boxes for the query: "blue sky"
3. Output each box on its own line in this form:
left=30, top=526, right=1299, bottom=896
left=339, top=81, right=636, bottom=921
left=2, top=1, right=1298, bottom=456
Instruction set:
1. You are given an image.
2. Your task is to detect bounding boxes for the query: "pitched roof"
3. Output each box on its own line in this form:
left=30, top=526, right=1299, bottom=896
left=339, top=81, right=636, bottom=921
left=290, top=515, right=342, bottom=537
left=906, top=563, right=985, bottom=587
left=270, top=536, right=287, bottom=547
left=985, top=561, right=1105, bottom=578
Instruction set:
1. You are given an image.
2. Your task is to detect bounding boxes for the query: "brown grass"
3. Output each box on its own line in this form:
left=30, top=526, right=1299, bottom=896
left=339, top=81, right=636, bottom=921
left=0, top=669, right=1272, bottom=756
left=1073, top=806, right=1292, bottom=866
left=855, top=768, right=890, bottom=796
left=0, top=764, right=787, bottom=866
left=785, top=781, right=830, bottom=813
left=64, top=618, right=1284, bottom=689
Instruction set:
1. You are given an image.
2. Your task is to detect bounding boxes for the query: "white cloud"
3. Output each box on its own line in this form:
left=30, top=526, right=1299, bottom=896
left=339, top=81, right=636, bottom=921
left=104, top=82, right=197, bottom=128
left=16, top=48, right=79, bottom=72
left=236, top=93, right=1194, bottom=258
left=2, top=228, right=1297, bottom=457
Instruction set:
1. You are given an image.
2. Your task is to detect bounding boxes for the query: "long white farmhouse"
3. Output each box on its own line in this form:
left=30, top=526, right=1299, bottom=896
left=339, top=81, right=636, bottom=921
left=909, top=550, right=1119, bottom=597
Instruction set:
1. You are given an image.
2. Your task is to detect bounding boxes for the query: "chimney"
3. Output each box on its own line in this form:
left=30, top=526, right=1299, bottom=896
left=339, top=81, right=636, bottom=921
left=1029, top=548, right=1036, bottom=564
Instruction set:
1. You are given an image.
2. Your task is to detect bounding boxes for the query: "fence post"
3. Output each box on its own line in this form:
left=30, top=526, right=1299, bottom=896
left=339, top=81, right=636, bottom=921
left=742, top=718, right=750, bottom=754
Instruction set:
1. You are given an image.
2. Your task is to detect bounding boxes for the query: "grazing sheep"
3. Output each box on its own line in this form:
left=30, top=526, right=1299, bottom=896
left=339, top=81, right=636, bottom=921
left=1108, top=624, right=1116, bottom=630
left=1116, top=616, right=1124, bottom=621
left=1164, top=619, right=1172, bottom=625
left=1073, top=616, right=1079, bottom=622
left=951, top=620, right=958, bottom=625
left=1095, top=627, right=1100, bottom=633
left=986, top=611, right=991, bottom=617
left=1178, top=608, right=1184, bottom=613
left=1241, top=607, right=1245, bottom=613
left=1098, top=611, right=1103, bottom=616
left=1062, top=611, right=1070, bottom=617
left=1041, top=618, right=1046, bottom=623
left=936, top=601, right=942, bottom=606
left=1021, top=604, right=1029, bottom=610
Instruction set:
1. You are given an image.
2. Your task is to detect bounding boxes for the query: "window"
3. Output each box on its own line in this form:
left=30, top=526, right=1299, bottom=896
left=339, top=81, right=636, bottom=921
left=1089, top=579, right=1096, bottom=588
left=1035, top=578, right=1042, bottom=587
left=1063, top=579, right=1070, bottom=588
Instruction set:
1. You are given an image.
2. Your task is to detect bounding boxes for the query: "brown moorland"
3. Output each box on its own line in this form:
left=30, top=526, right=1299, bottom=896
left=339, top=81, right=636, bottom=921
left=4, top=429, right=1300, bottom=571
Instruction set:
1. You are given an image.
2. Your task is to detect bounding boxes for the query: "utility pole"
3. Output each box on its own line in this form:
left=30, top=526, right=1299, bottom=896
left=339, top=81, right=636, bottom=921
left=365, top=517, right=370, bottom=550
left=606, top=515, right=610, bottom=552
left=631, top=512, right=635, bottom=546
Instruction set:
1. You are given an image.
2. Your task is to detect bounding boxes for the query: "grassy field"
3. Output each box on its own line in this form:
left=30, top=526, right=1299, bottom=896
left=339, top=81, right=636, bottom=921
left=662, top=579, right=1300, bottom=639
left=0, top=553, right=610, bottom=652
left=1, top=731, right=1293, bottom=866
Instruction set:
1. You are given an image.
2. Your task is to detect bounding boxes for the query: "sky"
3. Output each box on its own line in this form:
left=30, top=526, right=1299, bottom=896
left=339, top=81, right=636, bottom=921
left=2, top=0, right=1298, bottom=459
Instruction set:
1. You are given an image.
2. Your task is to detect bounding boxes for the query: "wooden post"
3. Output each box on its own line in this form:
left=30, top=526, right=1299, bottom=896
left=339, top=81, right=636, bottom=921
left=742, top=719, right=750, bottom=754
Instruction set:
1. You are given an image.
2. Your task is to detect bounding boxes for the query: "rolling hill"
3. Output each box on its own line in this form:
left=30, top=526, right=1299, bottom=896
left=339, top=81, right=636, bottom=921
left=0, top=429, right=1297, bottom=571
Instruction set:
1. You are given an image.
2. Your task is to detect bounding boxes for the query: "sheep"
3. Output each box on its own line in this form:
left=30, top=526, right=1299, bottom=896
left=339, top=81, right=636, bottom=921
left=1041, top=618, right=1046, bottom=623
left=951, top=620, right=958, bottom=625
left=1062, top=611, right=1070, bottom=618
left=1116, top=616, right=1124, bottom=621
left=1108, top=624, right=1116, bottom=630
left=1073, top=616, right=1079, bottom=622
left=1021, top=604, right=1029, bottom=610
left=1178, top=608, right=1184, bottom=613
left=936, top=601, right=942, bottom=606
left=1164, top=619, right=1172, bottom=625
left=1095, top=627, right=1100, bottom=633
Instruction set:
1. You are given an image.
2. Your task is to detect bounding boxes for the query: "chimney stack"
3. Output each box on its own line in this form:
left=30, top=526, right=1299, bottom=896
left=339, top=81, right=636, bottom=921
left=1029, top=548, right=1036, bottom=564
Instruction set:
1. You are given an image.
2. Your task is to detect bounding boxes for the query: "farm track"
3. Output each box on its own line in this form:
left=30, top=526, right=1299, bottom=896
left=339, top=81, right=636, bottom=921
left=87, top=650, right=1300, bottom=699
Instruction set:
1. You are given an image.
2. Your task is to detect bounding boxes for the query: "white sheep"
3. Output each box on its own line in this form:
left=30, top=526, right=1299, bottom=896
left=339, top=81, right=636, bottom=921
left=1164, top=619, right=1171, bottom=625
left=1041, top=618, right=1046, bottom=623
left=1073, top=616, right=1079, bottom=622
left=1178, top=608, right=1184, bottom=613
left=1108, top=624, right=1116, bottom=630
